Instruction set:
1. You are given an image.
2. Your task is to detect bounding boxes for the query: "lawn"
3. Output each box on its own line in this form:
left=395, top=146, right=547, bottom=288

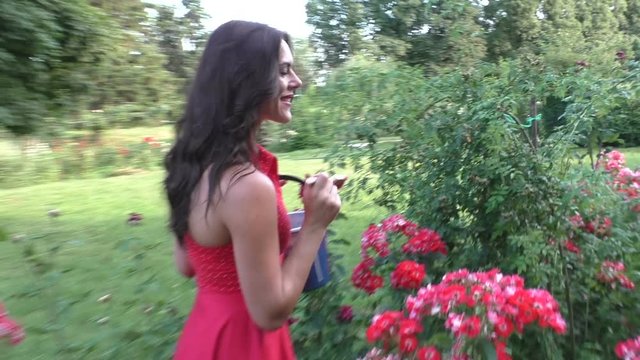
left=0, top=153, right=383, bottom=359
left=622, top=146, right=640, bottom=168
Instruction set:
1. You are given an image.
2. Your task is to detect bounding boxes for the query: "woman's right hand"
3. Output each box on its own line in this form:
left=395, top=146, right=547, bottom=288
left=301, top=173, right=341, bottom=230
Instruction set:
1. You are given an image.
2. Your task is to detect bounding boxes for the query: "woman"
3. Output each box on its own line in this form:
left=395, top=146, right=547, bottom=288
left=164, top=20, right=341, bottom=359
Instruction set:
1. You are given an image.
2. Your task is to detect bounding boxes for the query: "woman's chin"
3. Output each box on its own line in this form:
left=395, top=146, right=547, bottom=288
left=270, top=115, right=292, bottom=124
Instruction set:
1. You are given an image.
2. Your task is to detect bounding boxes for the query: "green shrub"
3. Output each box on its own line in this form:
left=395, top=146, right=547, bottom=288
left=324, top=58, right=640, bottom=358
left=93, top=147, right=120, bottom=176
left=59, top=143, right=89, bottom=179
left=27, top=153, right=61, bottom=184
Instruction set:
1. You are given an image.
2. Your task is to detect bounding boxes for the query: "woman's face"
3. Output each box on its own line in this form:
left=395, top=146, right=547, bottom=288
left=259, top=40, right=302, bottom=124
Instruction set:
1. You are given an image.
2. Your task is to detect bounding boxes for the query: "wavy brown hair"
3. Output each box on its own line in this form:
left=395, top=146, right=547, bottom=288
left=164, top=21, right=290, bottom=243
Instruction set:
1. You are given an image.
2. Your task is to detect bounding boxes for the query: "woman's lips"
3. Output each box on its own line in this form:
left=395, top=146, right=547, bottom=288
left=281, top=94, right=294, bottom=103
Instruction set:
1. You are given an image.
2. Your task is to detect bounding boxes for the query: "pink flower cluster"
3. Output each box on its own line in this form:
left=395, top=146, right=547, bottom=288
left=391, top=261, right=426, bottom=290
left=336, top=305, right=354, bottom=323
left=568, top=213, right=613, bottom=237
left=352, top=215, right=447, bottom=295
left=598, top=150, right=640, bottom=211
left=352, top=258, right=385, bottom=294
left=615, top=335, right=640, bottom=360
left=0, top=303, right=25, bottom=346
left=359, top=346, right=441, bottom=360
left=597, top=261, right=636, bottom=290
left=361, top=224, right=391, bottom=258
left=564, top=213, right=613, bottom=254
left=411, top=270, right=565, bottom=352
left=381, top=214, right=418, bottom=236
left=364, top=269, right=566, bottom=360
left=364, top=311, right=441, bottom=359
left=599, top=150, right=626, bottom=173
left=402, top=229, right=447, bottom=256
left=143, top=136, right=161, bottom=148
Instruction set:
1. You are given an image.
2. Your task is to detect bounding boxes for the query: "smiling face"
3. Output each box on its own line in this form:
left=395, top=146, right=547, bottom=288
left=259, top=40, right=302, bottom=124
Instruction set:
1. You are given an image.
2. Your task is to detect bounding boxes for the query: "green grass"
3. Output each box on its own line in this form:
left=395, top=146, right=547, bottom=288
left=622, top=147, right=640, bottom=169
left=0, top=155, right=383, bottom=359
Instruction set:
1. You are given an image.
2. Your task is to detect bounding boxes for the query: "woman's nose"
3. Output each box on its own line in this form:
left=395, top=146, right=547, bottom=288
left=290, top=71, right=302, bottom=89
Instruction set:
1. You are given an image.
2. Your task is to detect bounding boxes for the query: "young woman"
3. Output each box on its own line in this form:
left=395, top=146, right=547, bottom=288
left=164, top=20, right=341, bottom=359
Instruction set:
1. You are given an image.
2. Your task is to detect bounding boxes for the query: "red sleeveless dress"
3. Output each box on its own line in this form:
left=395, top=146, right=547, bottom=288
left=174, top=146, right=296, bottom=360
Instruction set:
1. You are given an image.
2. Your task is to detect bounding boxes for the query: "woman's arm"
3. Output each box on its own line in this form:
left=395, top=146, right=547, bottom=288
left=223, top=172, right=340, bottom=330
left=174, top=239, right=195, bottom=278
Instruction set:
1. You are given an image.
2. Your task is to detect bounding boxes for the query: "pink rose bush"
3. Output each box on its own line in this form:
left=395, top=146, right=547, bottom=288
left=341, top=151, right=639, bottom=359
left=597, top=150, right=640, bottom=211
left=337, top=305, right=355, bottom=323
left=615, top=335, right=640, bottom=360
left=361, top=269, right=566, bottom=359
left=562, top=150, right=637, bottom=294
left=0, top=302, right=25, bottom=346
left=351, top=215, right=567, bottom=359
left=564, top=212, right=613, bottom=255
left=560, top=149, right=639, bottom=358
left=391, top=261, right=426, bottom=290
left=352, top=215, right=447, bottom=295
left=597, top=261, right=636, bottom=290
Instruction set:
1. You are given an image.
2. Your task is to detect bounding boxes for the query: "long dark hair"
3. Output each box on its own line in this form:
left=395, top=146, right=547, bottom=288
left=164, top=21, right=290, bottom=243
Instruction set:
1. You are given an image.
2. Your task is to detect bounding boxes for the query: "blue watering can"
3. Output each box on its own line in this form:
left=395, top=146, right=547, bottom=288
left=280, top=175, right=331, bottom=292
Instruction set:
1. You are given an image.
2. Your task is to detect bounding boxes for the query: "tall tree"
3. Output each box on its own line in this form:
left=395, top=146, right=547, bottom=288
left=146, top=0, right=208, bottom=82
left=541, top=0, right=583, bottom=36
left=181, top=0, right=208, bottom=51
left=575, top=0, right=620, bottom=41
left=613, top=0, right=630, bottom=30
left=409, top=0, right=487, bottom=72
left=484, top=0, right=543, bottom=60
left=539, top=0, right=585, bottom=67
left=89, top=0, right=147, bottom=30
left=626, top=0, right=640, bottom=59
left=152, top=5, right=189, bottom=78
left=0, top=0, right=107, bottom=134
left=625, top=0, right=640, bottom=34
left=363, top=0, right=430, bottom=61
left=86, top=0, right=179, bottom=111
left=306, top=0, right=366, bottom=68
left=307, top=0, right=484, bottom=72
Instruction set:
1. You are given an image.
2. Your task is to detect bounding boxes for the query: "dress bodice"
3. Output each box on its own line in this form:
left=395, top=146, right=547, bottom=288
left=184, top=146, right=291, bottom=293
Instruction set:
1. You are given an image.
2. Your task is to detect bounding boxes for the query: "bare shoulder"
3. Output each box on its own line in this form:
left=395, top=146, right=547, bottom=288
left=219, top=166, right=276, bottom=218
left=188, top=164, right=274, bottom=247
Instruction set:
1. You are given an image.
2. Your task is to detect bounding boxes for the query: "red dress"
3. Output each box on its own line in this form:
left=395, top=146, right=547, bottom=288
left=174, top=146, right=296, bottom=360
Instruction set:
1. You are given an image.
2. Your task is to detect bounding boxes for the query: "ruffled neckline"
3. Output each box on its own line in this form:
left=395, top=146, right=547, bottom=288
left=255, top=145, right=278, bottom=178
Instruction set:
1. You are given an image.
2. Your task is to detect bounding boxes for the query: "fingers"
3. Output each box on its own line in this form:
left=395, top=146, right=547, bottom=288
left=305, top=173, right=347, bottom=189
left=301, top=172, right=342, bottom=228
left=330, top=174, right=347, bottom=190
left=302, top=173, right=340, bottom=202
left=304, top=172, right=330, bottom=191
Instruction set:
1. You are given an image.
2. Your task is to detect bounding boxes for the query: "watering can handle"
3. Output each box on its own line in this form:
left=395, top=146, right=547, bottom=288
left=279, top=174, right=305, bottom=185
left=279, top=174, right=347, bottom=190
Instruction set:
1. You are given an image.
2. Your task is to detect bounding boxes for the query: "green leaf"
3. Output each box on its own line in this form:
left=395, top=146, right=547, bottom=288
left=480, top=338, right=497, bottom=360
left=427, top=332, right=453, bottom=348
